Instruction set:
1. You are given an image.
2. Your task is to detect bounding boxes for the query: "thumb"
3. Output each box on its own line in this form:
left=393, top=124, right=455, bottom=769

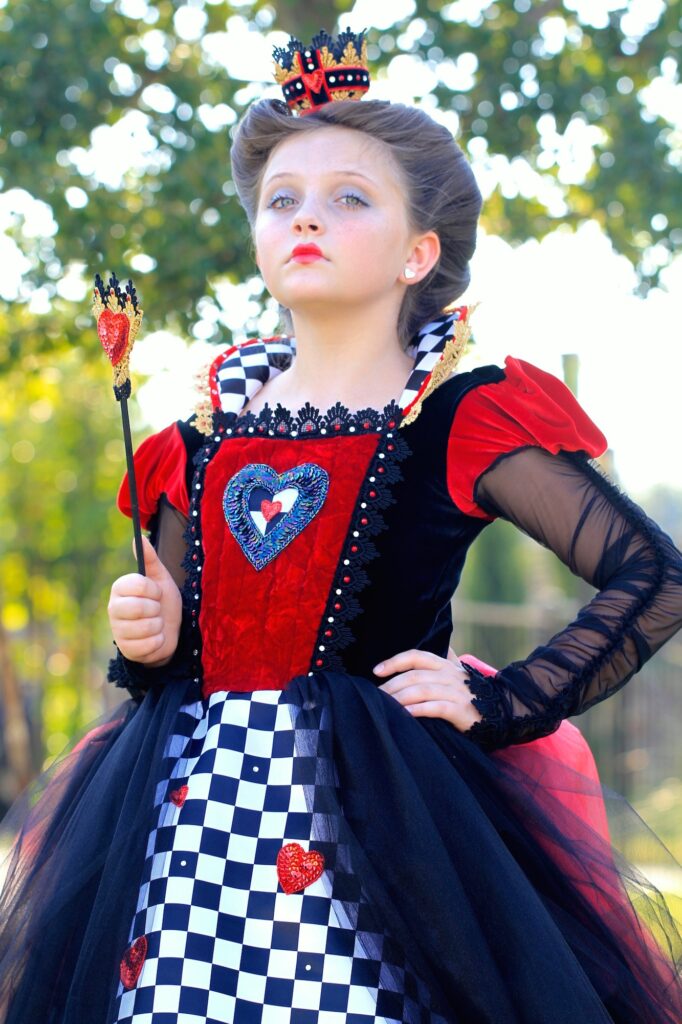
left=134, top=535, right=170, bottom=583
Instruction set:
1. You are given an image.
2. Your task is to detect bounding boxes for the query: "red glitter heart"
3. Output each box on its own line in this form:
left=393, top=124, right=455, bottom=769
left=276, top=842, right=325, bottom=894
left=170, top=785, right=188, bottom=807
left=97, top=307, right=130, bottom=366
left=302, top=69, right=325, bottom=94
left=261, top=499, right=282, bottom=523
left=120, top=935, right=147, bottom=990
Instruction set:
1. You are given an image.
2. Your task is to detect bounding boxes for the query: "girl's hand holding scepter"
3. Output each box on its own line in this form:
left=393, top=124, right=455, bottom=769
left=93, top=273, right=181, bottom=668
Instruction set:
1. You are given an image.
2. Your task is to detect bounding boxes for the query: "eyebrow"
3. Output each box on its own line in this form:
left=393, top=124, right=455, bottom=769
left=262, top=170, right=377, bottom=187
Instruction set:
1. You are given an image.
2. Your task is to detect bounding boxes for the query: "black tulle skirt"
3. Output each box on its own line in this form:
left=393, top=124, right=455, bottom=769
left=0, top=672, right=680, bottom=1024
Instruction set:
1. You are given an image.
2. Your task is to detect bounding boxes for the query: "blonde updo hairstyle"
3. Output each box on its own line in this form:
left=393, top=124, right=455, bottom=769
left=230, top=98, right=481, bottom=347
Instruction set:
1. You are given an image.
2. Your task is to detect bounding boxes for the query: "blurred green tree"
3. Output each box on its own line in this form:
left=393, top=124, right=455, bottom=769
left=0, top=0, right=679, bottom=370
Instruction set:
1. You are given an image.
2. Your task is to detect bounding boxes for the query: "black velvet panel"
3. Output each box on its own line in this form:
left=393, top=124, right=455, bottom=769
left=337, top=364, right=505, bottom=677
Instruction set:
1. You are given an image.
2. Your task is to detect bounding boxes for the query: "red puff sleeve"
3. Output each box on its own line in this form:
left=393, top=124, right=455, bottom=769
left=447, top=356, right=608, bottom=519
left=117, top=422, right=190, bottom=529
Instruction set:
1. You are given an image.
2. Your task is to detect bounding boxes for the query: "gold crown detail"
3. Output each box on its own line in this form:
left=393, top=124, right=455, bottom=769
left=273, top=28, right=370, bottom=115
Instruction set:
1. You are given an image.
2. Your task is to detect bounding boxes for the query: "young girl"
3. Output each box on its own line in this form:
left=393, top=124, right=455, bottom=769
left=1, top=29, right=681, bottom=1024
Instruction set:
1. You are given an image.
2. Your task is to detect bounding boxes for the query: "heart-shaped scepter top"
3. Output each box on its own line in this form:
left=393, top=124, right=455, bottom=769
left=92, top=272, right=144, bottom=400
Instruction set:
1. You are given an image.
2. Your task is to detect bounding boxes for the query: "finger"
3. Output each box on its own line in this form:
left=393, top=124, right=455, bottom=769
left=405, top=700, right=483, bottom=731
left=114, top=617, right=165, bottom=641
left=116, top=636, right=167, bottom=662
left=111, top=573, right=163, bottom=602
left=373, top=649, right=446, bottom=675
left=378, top=669, right=445, bottom=694
left=381, top=681, right=456, bottom=705
left=108, top=595, right=163, bottom=621
left=138, top=536, right=173, bottom=585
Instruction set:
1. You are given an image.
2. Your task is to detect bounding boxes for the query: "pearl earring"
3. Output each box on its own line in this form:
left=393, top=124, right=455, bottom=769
left=404, top=267, right=416, bottom=280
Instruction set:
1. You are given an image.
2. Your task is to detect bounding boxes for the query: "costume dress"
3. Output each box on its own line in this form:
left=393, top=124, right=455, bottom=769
left=1, top=308, right=681, bottom=1024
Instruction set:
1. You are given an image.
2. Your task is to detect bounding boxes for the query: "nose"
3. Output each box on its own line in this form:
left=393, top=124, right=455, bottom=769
left=291, top=196, right=323, bottom=234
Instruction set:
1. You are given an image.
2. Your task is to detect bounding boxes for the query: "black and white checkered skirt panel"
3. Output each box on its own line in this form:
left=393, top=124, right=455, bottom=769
left=112, top=689, right=445, bottom=1024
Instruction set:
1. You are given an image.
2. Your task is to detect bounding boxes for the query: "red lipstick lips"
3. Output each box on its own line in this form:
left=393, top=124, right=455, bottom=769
left=291, top=244, right=324, bottom=262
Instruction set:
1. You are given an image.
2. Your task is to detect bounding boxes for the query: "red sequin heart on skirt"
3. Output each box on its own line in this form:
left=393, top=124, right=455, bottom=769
left=120, top=935, right=148, bottom=990
left=170, top=785, right=188, bottom=807
left=276, top=842, right=325, bottom=894
left=97, top=307, right=130, bottom=366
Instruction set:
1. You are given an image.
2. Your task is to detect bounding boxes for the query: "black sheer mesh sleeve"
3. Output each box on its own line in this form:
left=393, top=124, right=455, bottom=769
left=462, top=447, right=682, bottom=752
left=107, top=496, right=193, bottom=701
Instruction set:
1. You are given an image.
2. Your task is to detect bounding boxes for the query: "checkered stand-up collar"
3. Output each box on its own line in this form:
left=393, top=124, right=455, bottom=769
left=208, top=307, right=468, bottom=418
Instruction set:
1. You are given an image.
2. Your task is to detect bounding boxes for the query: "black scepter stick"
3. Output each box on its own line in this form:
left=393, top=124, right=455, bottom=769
left=93, top=272, right=146, bottom=575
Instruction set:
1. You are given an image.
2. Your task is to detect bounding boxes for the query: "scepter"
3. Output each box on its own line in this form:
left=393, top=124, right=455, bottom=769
left=92, top=272, right=146, bottom=575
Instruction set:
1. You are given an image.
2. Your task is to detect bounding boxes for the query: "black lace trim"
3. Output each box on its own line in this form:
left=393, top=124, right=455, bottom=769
left=212, top=398, right=405, bottom=440
left=462, top=451, right=672, bottom=752
left=178, top=437, right=221, bottom=696
left=309, top=416, right=412, bottom=673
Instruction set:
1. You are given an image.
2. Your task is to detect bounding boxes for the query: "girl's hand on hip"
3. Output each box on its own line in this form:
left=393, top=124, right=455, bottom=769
left=373, top=647, right=483, bottom=731
left=107, top=536, right=182, bottom=667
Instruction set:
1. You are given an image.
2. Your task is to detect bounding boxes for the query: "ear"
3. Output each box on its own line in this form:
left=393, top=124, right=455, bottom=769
left=402, top=230, right=440, bottom=284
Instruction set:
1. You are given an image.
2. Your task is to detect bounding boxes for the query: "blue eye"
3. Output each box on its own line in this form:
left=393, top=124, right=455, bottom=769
left=340, top=192, right=368, bottom=208
left=268, top=193, right=296, bottom=209
left=264, top=190, right=366, bottom=209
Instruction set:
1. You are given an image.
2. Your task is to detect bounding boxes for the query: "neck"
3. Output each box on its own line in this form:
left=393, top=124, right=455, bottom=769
left=283, top=297, right=413, bottom=410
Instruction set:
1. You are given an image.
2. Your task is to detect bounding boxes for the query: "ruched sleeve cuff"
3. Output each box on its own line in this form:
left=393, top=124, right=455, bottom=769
left=447, top=356, right=608, bottom=519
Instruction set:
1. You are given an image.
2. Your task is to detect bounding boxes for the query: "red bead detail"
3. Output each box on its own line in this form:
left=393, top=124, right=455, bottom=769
left=377, top=466, right=385, bottom=474
left=316, top=658, right=324, bottom=666
left=369, top=490, right=376, bottom=498
left=351, top=545, right=358, bottom=553
left=360, top=517, right=368, bottom=525
left=218, top=426, right=224, bottom=433
left=170, top=785, right=188, bottom=808
left=388, top=420, right=396, bottom=428
left=120, top=935, right=148, bottom=990
left=192, top=554, right=198, bottom=562
left=324, top=629, right=332, bottom=637
left=387, top=443, right=395, bottom=451
left=343, top=575, right=351, bottom=583
left=334, top=602, right=342, bottom=611
left=363, top=420, right=371, bottom=429
left=276, top=842, right=325, bottom=894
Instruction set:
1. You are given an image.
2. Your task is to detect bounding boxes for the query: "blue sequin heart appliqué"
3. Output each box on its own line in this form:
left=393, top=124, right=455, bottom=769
left=223, top=463, right=330, bottom=571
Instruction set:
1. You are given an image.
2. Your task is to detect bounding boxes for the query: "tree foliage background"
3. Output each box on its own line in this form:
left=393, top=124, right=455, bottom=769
left=1, top=0, right=681, bottom=808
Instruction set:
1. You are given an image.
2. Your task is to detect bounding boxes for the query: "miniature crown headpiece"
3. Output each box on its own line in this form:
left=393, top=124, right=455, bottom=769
left=273, top=28, right=370, bottom=116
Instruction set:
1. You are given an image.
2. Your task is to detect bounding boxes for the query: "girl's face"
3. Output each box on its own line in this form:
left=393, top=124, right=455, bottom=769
left=253, top=126, right=434, bottom=319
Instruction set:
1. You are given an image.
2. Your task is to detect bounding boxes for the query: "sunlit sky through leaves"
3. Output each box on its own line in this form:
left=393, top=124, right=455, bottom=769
left=1, top=0, right=681, bottom=495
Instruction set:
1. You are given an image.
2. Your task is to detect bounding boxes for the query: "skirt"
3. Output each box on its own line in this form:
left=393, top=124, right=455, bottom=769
left=0, top=671, right=681, bottom=1024
left=113, top=689, right=441, bottom=1024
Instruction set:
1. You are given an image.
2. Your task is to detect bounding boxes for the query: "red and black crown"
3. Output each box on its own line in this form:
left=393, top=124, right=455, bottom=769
left=273, top=28, right=370, bottom=116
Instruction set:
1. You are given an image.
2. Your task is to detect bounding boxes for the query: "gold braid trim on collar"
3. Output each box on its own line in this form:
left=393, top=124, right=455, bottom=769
left=399, top=303, right=478, bottom=429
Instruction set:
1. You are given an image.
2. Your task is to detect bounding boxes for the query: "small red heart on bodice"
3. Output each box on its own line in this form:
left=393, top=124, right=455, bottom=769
left=302, top=69, right=325, bottom=94
left=261, top=499, right=282, bottom=523
left=97, top=307, right=130, bottom=366
left=170, top=785, right=188, bottom=807
left=276, top=842, right=325, bottom=894
left=120, top=935, right=147, bottom=990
